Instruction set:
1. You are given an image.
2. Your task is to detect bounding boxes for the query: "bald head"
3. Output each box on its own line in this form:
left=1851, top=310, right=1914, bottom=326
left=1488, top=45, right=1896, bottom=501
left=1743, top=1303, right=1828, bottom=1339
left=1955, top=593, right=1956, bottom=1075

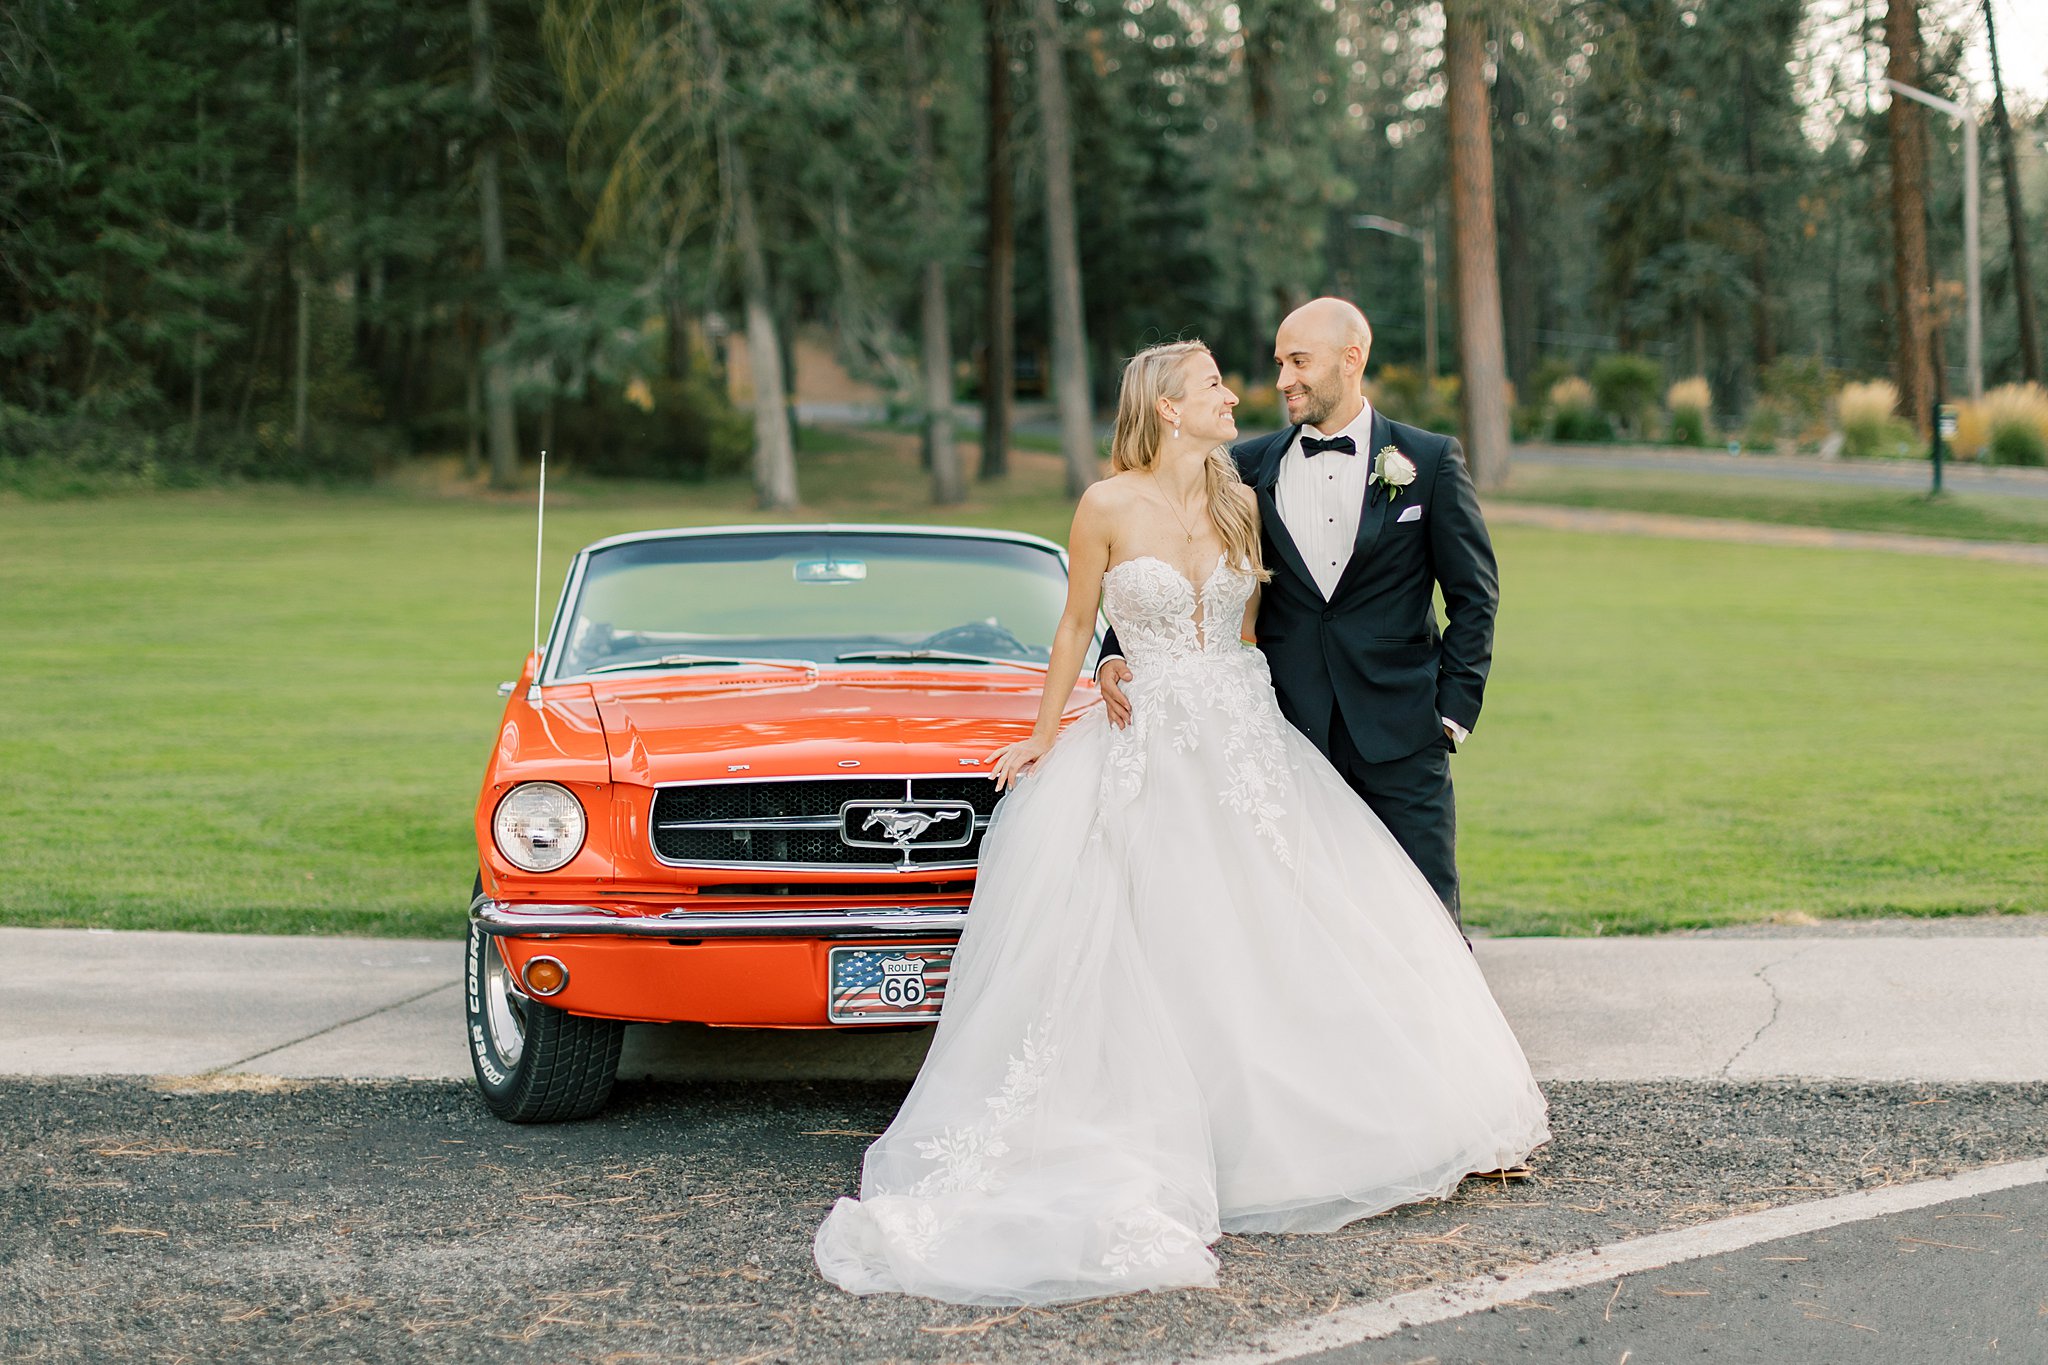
left=1274, top=297, right=1372, bottom=431
left=1280, top=297, right=1373, bottom=355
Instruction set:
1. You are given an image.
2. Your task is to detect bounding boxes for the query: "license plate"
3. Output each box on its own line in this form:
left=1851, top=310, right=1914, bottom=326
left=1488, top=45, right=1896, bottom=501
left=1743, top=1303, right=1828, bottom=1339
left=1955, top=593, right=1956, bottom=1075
left=826, top=946, right=953, bottom=1024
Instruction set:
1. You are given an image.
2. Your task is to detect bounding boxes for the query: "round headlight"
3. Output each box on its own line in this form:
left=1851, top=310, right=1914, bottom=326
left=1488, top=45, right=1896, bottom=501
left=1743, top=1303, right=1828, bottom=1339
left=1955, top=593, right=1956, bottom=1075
left=493, top=782, right=586, bottom=873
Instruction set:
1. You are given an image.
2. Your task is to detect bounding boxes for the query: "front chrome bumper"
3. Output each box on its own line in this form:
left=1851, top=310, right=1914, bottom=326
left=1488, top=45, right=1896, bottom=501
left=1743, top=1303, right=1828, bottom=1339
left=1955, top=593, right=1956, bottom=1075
left=470, top=899, right=969, bottom=940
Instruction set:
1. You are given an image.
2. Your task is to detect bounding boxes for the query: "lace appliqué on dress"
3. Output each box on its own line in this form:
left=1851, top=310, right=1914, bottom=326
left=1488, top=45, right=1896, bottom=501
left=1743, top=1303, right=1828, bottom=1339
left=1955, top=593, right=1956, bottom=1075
left=1099, top=556, right=1294, bottom=865
left=1100, top=1205, right=1202, bottom=1278
left=906, top=1012, right=1059, bottom=1199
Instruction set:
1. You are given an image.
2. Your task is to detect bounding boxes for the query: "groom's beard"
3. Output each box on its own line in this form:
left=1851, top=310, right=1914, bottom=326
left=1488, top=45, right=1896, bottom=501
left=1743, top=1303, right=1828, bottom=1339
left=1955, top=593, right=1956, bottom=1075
left=1290, top=381, right=1342, bottom=430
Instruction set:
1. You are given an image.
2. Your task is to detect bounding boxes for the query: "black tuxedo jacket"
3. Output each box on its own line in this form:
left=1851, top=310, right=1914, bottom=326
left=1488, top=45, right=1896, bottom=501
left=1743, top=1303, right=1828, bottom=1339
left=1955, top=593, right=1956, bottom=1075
left=1101, top=411, right=1498, bottom=765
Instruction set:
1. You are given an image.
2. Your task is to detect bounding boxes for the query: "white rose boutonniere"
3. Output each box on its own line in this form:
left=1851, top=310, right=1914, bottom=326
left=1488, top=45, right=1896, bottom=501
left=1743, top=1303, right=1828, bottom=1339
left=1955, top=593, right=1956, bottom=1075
left=1372, top=445, right=1417, bottom=502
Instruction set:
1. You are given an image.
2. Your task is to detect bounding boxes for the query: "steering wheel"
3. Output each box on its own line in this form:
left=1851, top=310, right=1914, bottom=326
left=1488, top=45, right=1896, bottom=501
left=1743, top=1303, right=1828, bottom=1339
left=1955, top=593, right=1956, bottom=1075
left=917, top=620, right=1037, bottom=658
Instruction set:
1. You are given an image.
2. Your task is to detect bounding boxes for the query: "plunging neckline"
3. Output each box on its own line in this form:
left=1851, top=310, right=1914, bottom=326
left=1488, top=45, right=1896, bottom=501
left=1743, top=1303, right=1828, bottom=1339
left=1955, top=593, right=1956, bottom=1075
left=1104, top=552, right=1231, bottom=642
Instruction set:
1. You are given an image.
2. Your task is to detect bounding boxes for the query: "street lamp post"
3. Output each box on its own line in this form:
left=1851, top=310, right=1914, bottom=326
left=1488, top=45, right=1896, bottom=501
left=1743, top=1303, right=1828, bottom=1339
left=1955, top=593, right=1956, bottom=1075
left=1352, top=214, right=1438, bottom=381
left=1883, top=78, right=1982, bottom=401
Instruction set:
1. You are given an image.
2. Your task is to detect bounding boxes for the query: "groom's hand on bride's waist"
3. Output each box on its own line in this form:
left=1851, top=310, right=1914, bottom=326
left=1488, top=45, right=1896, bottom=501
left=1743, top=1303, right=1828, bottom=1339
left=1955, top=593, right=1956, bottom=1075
left=1097, top=657, right=1134, bottom=729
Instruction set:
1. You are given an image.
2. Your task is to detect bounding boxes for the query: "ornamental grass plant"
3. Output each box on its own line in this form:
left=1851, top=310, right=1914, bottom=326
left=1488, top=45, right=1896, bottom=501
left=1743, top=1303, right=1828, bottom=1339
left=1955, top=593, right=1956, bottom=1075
left=1955, top=383, right=2048, bottom=467
left=1665, top=376, right=1713, bottom=446
left=1835, top=379, right=1915, bottom=459
left=1547, top=375, right=1612, bottom=441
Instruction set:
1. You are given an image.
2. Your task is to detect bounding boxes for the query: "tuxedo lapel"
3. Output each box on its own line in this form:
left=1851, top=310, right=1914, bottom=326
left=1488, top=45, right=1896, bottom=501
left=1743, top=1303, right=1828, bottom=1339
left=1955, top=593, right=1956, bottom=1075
left=1332, top=410, right=1399, bottom=600
left=1249, top=427, right=1316, bottom=590
left=1246, top=426, right=1299, bottom=490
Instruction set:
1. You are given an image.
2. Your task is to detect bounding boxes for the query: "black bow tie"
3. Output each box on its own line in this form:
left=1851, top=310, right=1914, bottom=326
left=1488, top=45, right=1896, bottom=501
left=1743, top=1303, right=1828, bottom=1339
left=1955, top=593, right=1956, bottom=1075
left=1301, top=434, right=1356, bottom=458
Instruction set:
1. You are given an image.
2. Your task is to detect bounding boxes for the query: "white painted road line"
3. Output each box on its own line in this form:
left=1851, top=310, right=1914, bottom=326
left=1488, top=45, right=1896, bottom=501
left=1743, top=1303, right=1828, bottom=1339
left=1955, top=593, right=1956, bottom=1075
left=1188, top=1156, right=2048, bottom=1365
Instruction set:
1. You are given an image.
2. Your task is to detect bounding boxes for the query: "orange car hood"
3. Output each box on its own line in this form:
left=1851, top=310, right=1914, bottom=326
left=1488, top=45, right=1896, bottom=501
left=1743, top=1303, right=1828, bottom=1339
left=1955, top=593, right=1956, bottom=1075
left=590, top=670, right=1095, bottom=786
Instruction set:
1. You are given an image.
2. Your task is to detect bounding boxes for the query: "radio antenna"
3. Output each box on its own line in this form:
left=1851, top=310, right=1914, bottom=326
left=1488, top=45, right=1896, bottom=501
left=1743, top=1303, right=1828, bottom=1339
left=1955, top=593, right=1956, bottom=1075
left=528, top=450, right=547, bottom=703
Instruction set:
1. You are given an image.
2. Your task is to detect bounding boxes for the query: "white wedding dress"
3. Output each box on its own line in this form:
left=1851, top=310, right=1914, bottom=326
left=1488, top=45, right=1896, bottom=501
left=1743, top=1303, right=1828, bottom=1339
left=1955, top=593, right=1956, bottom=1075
left=813, top=554, right=1550, bottom=1305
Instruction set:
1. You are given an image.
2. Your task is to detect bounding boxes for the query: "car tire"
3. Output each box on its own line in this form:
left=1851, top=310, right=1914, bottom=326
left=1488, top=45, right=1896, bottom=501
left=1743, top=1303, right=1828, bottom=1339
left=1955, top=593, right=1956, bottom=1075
left=465, top=890, right=623, bottom=1123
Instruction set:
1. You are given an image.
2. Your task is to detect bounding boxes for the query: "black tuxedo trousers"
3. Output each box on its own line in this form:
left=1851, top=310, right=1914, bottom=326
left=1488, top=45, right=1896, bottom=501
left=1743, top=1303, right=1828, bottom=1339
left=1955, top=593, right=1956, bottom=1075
left=1098, top=413, right=1498, bottom=923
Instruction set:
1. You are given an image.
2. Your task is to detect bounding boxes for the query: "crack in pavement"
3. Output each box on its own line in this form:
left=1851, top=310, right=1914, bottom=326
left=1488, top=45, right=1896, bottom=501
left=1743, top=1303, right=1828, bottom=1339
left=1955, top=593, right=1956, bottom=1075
left=1718, top=946, right=1814, bottom=1079
left=207, top=980, right=459, bottom=1075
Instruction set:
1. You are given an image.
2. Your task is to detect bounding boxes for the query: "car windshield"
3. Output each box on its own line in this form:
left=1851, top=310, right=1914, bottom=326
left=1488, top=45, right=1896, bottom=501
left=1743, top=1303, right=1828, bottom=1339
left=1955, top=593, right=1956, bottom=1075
left=547, top=531, right=1083, bottom=681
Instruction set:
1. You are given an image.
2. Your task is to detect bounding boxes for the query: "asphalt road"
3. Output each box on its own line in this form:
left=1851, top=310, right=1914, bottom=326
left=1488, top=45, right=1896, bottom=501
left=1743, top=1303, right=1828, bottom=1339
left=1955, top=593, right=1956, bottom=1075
left=5, top=1078, right=2045, bottom=1364
left=1512, top=444, right=2048, bottom=498
left=1306, top=1180, right=2048, bottom=1364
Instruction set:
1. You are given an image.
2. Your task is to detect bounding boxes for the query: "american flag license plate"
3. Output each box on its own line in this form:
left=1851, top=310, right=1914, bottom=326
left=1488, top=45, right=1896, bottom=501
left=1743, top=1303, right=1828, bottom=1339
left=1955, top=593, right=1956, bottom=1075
left=826, top=946, right=953, bottom=1024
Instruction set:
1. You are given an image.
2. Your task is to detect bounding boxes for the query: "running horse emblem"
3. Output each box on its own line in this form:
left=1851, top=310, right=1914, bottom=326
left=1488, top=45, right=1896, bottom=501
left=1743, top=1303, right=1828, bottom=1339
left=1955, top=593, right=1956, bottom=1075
left=862, top=807, right=964, bottom=849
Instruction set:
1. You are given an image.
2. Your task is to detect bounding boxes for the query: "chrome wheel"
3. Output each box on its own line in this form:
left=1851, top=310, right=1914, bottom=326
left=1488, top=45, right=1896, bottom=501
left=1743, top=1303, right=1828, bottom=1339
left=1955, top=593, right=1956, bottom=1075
left=465, top=893, right=623, bottom=1123
left=480, top=933, right=528, bottom=1070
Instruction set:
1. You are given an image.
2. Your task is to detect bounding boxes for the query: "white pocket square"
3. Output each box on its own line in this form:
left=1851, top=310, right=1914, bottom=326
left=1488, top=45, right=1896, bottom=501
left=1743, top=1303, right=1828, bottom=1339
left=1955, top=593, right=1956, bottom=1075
left=1396, top=504, right=1422, bottom=523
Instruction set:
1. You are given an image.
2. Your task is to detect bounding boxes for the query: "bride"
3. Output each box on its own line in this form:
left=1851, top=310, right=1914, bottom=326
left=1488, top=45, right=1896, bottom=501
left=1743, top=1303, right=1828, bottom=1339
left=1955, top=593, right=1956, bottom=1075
left=813, top=340, right=1549, bottom=1306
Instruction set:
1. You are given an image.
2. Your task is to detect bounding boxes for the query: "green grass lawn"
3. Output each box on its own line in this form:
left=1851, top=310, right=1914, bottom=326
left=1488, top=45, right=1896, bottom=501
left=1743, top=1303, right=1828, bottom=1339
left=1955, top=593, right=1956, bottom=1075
left=2, top=431, right=2042, bottom=937
left=1499, top=460, right=2048, bottom=545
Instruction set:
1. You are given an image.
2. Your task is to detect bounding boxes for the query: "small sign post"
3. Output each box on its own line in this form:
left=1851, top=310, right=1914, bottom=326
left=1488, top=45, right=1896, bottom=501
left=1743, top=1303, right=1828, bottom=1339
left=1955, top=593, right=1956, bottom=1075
left=1933, top=404, right=1956, bottom=496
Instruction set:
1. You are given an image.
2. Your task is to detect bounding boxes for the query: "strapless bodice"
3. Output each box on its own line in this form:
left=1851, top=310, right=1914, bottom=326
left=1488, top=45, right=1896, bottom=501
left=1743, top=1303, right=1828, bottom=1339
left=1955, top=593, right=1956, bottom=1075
left=1100, top=554, right=1257, bottom=672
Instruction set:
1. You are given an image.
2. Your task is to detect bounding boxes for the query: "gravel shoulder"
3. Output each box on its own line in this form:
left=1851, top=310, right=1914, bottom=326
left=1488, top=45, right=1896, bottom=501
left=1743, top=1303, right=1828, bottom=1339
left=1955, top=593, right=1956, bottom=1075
left=5, top=1078, right=2045, bottom=1364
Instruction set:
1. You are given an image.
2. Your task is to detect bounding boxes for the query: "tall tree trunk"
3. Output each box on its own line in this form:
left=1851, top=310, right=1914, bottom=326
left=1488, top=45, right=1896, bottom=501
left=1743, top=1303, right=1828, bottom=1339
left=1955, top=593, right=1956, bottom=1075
left=731, top=144, right=799, bottom=510
left=463, top=321, right=482, bottom=478
left=778, top=283, right=803, bottom=453
left=293, top=0, right=311, bottom=463
left=690, top=10, right=792, bottom=507
left=906, top=7, right=963, bottom=504
left=1739, top=49, right=1775, bottom=378
left=1492, top=43, right=1534, bottom=388
left=470, top=0, right=520, bottom=488
left=190, top=329, right=204, bottom=462
left=1030, top=0, right=1094, bottom=497
left=191, top=85, right=207, bottom=463
left=980, top=0, right=1015, bottom=482
left=1884, top=0, right=1933, bottom=438
left=238, top=271, right=275, bottom=437
left=1984, top=0, right=2041, bottom=383
left=1444, top=0, right=1511, bottom=491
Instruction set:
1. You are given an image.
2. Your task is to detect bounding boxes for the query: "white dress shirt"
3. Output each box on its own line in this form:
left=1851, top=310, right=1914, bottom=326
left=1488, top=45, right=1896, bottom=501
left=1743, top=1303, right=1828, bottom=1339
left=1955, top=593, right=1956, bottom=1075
left=1274, top=404, right=1378, bottom=601
left=1272, top=402, right=1470, bottom=748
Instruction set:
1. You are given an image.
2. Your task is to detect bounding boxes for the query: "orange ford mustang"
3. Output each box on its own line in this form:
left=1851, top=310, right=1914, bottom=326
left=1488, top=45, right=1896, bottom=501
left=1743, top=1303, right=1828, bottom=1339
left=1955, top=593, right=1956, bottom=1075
left=467, top=524, right=1097, bottom=1121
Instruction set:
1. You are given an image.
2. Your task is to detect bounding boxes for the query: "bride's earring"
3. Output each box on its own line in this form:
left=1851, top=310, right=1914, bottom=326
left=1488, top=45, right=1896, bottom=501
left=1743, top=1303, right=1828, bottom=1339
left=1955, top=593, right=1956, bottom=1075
left=1170, top=417, right=1182, bottom=440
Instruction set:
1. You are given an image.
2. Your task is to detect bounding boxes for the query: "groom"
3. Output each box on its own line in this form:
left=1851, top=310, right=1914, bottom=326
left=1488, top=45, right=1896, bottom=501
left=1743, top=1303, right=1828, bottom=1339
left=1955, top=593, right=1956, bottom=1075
left=1098, top=298, right=1498, bottom=926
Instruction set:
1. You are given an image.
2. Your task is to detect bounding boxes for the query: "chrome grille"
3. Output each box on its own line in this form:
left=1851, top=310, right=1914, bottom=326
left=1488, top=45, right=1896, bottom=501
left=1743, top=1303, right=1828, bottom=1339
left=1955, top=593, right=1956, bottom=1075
left=651, top=777, right=1000, bottom=869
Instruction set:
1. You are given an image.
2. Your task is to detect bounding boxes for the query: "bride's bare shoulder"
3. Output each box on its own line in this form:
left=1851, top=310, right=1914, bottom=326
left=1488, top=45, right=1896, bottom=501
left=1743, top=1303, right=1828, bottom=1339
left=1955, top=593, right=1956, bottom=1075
left=1080, top=471, right=1150, bottom=516
left=1088, top=470, right=1147, bottom=498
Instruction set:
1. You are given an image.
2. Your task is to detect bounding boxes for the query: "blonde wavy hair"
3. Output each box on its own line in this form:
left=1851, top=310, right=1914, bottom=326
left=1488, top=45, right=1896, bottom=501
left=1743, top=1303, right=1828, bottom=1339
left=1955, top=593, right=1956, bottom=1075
left=1108, top=341, right=1268, bottom=581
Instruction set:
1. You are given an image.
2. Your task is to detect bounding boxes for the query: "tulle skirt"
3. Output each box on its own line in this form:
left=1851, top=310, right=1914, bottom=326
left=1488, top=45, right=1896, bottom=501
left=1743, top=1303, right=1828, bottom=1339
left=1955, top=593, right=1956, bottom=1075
left=814, top=653, right=1549, bottom=1305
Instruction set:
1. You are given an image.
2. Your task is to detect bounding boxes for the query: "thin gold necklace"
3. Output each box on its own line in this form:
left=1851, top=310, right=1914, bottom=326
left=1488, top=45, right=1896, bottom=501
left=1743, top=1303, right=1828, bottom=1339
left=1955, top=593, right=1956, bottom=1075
left=1149, top=471, right=1206, bottom=544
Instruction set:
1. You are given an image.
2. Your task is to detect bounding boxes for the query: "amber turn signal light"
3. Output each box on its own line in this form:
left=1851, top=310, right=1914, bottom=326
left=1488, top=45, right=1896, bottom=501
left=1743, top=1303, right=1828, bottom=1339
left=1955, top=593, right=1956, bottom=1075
left=522, top=956, right=569, bottom=997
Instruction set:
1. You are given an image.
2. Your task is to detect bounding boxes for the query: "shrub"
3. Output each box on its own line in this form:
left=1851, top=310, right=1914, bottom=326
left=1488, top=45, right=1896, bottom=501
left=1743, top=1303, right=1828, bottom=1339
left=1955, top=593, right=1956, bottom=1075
left=1739, top=400, right=1784, bottom=454
left=0, top=402, right=396, bottom=494
left=1546, top=376, right=1612, bottom=441
left=1590, top=355, right=1663, bottom=438
left=1368, top=364, right=1460, bottom=433
left=1666, top=376, right=1713, bottom=446
left=560, top=370, right=752, bottom=480
left=1760, top=356, right=1832, bottom=439
left=1961, top=383, right=2048, bottom=467
left=1835, top=379, right=1916, bottom=459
